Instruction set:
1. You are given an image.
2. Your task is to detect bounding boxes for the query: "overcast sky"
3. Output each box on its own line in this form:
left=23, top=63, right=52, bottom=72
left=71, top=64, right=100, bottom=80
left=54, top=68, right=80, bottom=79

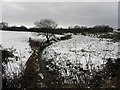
left=2, top=2, right=118, bottom=28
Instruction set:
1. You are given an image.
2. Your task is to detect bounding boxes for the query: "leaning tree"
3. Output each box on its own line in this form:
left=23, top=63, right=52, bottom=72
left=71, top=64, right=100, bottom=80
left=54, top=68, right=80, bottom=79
left=34, top=19, right=58, bottom=43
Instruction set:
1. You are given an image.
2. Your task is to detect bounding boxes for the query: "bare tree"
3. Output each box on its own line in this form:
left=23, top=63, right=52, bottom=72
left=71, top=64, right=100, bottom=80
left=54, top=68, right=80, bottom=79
left=34, top=19, right=57, bottom=29
left=0, top=22, right=9, bottom=29
left=34, top=19, right=58, bottom=43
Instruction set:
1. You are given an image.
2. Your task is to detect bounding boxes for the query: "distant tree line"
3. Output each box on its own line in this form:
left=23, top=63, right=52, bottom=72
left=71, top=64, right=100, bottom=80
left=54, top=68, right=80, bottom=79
left=0, top=22, right=28, bottom=31
left=0, top=20, right=114, bottom=34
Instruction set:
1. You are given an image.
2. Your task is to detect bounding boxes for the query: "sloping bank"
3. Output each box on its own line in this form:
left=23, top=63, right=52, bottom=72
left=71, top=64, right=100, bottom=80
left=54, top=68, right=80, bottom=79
left=21, top=40, right=46, bottom=88
left=22, top=36, right=66, bottom=88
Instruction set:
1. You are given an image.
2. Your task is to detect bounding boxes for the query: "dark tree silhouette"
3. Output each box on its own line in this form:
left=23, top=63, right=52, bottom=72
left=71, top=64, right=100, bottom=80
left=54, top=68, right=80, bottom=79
left=93, top=25, right=113, bottom=32
left=34, top=19, right=58, bottom=43
left=34, top=19, right=57, bottom=29
left=0, top=22, right=9, bottom=29
left=74, top=25, right=80, bottom=29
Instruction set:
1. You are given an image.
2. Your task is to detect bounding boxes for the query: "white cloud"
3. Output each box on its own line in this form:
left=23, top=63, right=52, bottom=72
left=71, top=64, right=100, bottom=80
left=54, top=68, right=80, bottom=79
left=2, top=2, right=118, bottom=28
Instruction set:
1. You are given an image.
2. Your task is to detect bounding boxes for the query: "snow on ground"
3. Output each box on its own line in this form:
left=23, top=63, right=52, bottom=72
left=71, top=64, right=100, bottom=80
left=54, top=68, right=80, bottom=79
left=1, top=31, right=33, bottom=77
left=1, top=31, right=64, bottom=77
left=1, top=31, right=118, bottom=79
left=42, top=35, right=118, bottom=78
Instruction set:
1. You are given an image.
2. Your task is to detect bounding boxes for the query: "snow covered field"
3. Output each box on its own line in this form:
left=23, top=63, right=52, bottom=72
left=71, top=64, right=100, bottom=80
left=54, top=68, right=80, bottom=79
left=1, top=31, right=119, bottom=79
left=0, top=31, right=62, bottom=77
left=42, top=34, right=118, bottom=81
left=1, top=31, right=32, bottom=77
